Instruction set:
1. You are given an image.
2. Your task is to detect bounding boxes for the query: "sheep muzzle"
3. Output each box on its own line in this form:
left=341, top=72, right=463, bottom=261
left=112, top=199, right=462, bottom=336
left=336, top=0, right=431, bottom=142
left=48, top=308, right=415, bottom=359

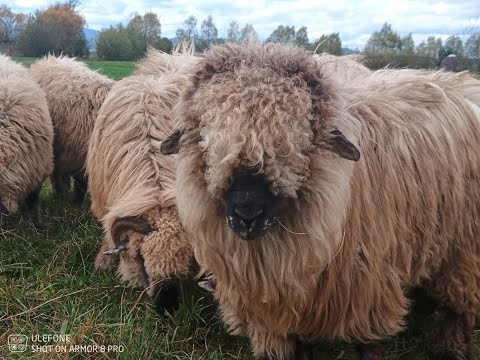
left=224, top=174, right=277, bottom=240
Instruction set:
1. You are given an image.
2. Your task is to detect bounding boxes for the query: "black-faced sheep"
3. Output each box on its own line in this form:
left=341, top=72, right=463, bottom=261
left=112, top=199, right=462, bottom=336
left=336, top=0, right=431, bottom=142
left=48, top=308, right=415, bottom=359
left=29, top=55, right=113, bottom=205
left=87, top=52, right=197, bottom=312
left=0, top=55, right=54, bottom=228
left=162, top=43, right=480, bottom=360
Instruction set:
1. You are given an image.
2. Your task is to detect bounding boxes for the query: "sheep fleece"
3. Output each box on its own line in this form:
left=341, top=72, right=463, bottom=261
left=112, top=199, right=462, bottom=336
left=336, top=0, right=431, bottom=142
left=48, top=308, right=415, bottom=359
left=0, top=55, right=53, bottom=213
left=172, top=43, right=480, bottom=358
left=87, top=74, right=193, bottom=291
left=29, top=55, right=113, bottom=176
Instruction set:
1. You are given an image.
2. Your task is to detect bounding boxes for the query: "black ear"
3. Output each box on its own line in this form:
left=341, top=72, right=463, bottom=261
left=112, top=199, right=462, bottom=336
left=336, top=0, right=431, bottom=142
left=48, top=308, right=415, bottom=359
left=0, top=201, right=10, bottom=218
left=160, top=128, right=185, bottom=155
left=325, top=129, right=360, bottom=161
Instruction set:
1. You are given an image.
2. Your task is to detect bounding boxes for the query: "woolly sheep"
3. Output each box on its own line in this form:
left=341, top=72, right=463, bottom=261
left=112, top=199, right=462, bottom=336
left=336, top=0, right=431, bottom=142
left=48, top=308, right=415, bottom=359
left=29, top=55, right=113, bottom=205
left=0, top=55, right=53, bottom=228
left=87, top=51, right=197, bottom=312
left=161, top=43, right=480, bottom=360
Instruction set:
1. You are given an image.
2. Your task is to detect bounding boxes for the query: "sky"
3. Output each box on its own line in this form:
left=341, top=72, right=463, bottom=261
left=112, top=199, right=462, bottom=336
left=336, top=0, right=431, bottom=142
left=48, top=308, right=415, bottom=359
left=6, top=0, right=480, bottom=49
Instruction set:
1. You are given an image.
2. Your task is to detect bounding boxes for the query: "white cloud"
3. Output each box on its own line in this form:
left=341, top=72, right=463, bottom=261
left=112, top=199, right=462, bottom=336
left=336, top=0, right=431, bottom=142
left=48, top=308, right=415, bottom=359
left=5, top=0, right=480, bottom=49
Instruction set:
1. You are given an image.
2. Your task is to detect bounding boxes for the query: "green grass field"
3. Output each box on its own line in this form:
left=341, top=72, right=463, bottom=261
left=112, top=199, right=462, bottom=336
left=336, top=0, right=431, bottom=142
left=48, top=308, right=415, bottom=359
left=1, top=57, right=479, bottom=359
left=1, top=186, right=478, bottom=359
left=11, top=56, right=135, bottom=80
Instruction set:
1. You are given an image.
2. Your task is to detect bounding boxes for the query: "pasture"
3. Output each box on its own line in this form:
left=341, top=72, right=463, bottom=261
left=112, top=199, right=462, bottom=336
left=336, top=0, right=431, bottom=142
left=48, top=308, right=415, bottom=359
left=0, top=57, right=478, bottom=359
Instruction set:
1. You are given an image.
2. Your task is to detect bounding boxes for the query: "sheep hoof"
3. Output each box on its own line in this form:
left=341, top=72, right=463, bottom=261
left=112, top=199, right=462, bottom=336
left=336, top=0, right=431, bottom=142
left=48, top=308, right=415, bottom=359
left=154, top=282, right=179, bottom=316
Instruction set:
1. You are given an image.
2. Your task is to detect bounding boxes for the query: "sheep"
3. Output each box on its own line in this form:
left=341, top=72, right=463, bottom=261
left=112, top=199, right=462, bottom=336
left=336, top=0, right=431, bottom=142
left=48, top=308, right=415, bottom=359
left=161, top=43, right=480, bottom=360
left=0, top=55, right=54, bottom=228
left=29, top=55, right=114, bottom=205
left=87, top=66, right=196, bottom=313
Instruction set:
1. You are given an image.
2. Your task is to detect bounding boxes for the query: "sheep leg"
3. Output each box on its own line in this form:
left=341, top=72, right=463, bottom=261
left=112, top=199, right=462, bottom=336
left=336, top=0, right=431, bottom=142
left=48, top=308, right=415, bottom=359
left=293, top=338, right=313, bottom=360
left=255, top=336, right=313, bottom=360
left=25, top=188, right=45, bottom=230
left=355, top=343, right=384, bottom=360
left=432, top=308, right=475, bottom=360
left=72, top=173, right=88, bottom=206
left=51, top=168, right=70, bottom=195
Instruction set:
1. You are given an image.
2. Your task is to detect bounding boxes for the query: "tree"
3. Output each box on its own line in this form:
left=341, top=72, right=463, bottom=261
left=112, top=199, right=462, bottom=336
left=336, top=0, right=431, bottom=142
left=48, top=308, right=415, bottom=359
left=0, top=5, right=27, bottom=44
left=240, top=23, right=259, bottom=44
left=266, top=25, right=295, bottom=44
left=397, top=33, right=415, bottom=67
left=363, top=23, right=402, bottom=68
left=16, top=4, right=87, bottom=57
left=415, top=36, right=443, bottom=68
left=465, top=33, right=480, bottom=60
left=312, top=33, right=342, bottom=55
left=294, top=26, right=309, bottom=48
left=227, top=20, right=240, bottom=43
left=176, top=15, right=197, bottom=41
left=96, top=24, right=146, bottom=60
left=155, top=37, right=173, bottom=53
left=444, top=35, right=464, bottom=56
left=465, top=33, right=480, bottom=71
left=128, top=12, right=161, bottom=47
left=197, top=15, right=218, bottom=51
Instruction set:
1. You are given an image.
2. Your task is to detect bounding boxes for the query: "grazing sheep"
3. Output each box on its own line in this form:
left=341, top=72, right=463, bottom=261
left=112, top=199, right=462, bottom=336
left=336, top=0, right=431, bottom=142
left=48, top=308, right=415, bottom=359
left=0, top=55, right=54, bottom=228
left=87, top=71, right=195, bottom=313
left=29, top=55, right=113, bottom=205
left=162, top=43, right=480, bottom=360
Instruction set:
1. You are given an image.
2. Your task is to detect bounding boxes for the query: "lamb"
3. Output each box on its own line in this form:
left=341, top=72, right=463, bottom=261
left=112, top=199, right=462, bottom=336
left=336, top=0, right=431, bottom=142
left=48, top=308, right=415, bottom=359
left=0, top=55, right=54, bottom=228
left=161, top=43, right=480, bottom=359
left=29, top=55, right=114, bottom=205
left=87, top=66, right=196, bottom=313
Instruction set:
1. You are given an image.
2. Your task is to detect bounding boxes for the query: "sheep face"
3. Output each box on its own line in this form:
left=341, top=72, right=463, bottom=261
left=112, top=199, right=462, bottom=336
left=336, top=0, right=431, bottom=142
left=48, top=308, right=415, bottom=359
left=162, top=43, right=360, bottom=241
left=224, top=172, right=277, bottom=240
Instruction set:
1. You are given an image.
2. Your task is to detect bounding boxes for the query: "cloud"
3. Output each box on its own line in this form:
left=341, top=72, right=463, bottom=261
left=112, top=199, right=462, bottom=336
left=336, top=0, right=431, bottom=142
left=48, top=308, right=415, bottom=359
left=6, top=0, right=480, bottom=49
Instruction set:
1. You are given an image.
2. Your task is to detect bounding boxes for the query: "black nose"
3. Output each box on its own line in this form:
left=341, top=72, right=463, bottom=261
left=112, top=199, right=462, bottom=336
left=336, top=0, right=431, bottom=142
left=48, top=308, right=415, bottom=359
left=234, top=205, right=264, bottom=225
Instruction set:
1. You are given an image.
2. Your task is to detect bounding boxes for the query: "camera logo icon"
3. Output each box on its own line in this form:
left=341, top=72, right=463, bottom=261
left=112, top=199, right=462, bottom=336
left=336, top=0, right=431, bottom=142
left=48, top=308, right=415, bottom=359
left=8, top=334, right=28, bottom=352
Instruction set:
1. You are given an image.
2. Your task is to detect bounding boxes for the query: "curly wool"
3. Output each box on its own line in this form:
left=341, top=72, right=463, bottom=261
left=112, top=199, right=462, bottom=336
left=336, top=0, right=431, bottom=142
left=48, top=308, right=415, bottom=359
left=29, top=55, right=113, bottom=178
left=0, top=55, right=53, bottom=213
left=172, top=43, right=480, bottom=358
left=87, top=72, right=195, bottom=292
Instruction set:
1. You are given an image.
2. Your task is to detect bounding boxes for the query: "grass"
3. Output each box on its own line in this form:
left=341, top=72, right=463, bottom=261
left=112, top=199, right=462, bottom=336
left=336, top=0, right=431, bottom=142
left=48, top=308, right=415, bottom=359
left=1, top=185, right=478, bottom=359
left=11, top=56, right=135, bottom=80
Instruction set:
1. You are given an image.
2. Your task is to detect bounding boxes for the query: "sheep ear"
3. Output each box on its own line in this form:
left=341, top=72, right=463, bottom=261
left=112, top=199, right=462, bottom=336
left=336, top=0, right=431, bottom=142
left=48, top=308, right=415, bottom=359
left=0, top=201, right=10, bottom=218
left=104, top=216, right=152, bottom=255
left=161, top=128, right=185, bottom=155
left=325, top=129, right=360, bottom=161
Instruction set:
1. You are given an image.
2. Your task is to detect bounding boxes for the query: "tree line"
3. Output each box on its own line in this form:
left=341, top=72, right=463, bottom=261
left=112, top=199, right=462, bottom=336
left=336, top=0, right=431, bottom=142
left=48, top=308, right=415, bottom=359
left=1, top=4, right=479, bottom=72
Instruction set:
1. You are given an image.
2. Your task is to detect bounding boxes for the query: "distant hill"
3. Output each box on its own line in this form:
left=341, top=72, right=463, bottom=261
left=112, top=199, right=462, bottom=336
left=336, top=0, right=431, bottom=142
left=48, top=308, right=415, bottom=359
left=83, top=28, right=100, bottom=51
left=342, top=47, right=360, bottom=55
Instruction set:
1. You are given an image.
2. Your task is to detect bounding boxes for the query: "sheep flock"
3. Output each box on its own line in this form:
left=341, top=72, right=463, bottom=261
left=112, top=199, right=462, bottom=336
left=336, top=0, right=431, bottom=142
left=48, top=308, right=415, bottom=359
left=1, top=42, right=480, bottom=360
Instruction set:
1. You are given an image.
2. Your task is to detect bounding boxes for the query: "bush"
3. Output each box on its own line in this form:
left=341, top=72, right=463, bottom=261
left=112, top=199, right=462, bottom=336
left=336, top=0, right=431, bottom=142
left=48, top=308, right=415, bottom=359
left=96, top=24, right=146, bottom=60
